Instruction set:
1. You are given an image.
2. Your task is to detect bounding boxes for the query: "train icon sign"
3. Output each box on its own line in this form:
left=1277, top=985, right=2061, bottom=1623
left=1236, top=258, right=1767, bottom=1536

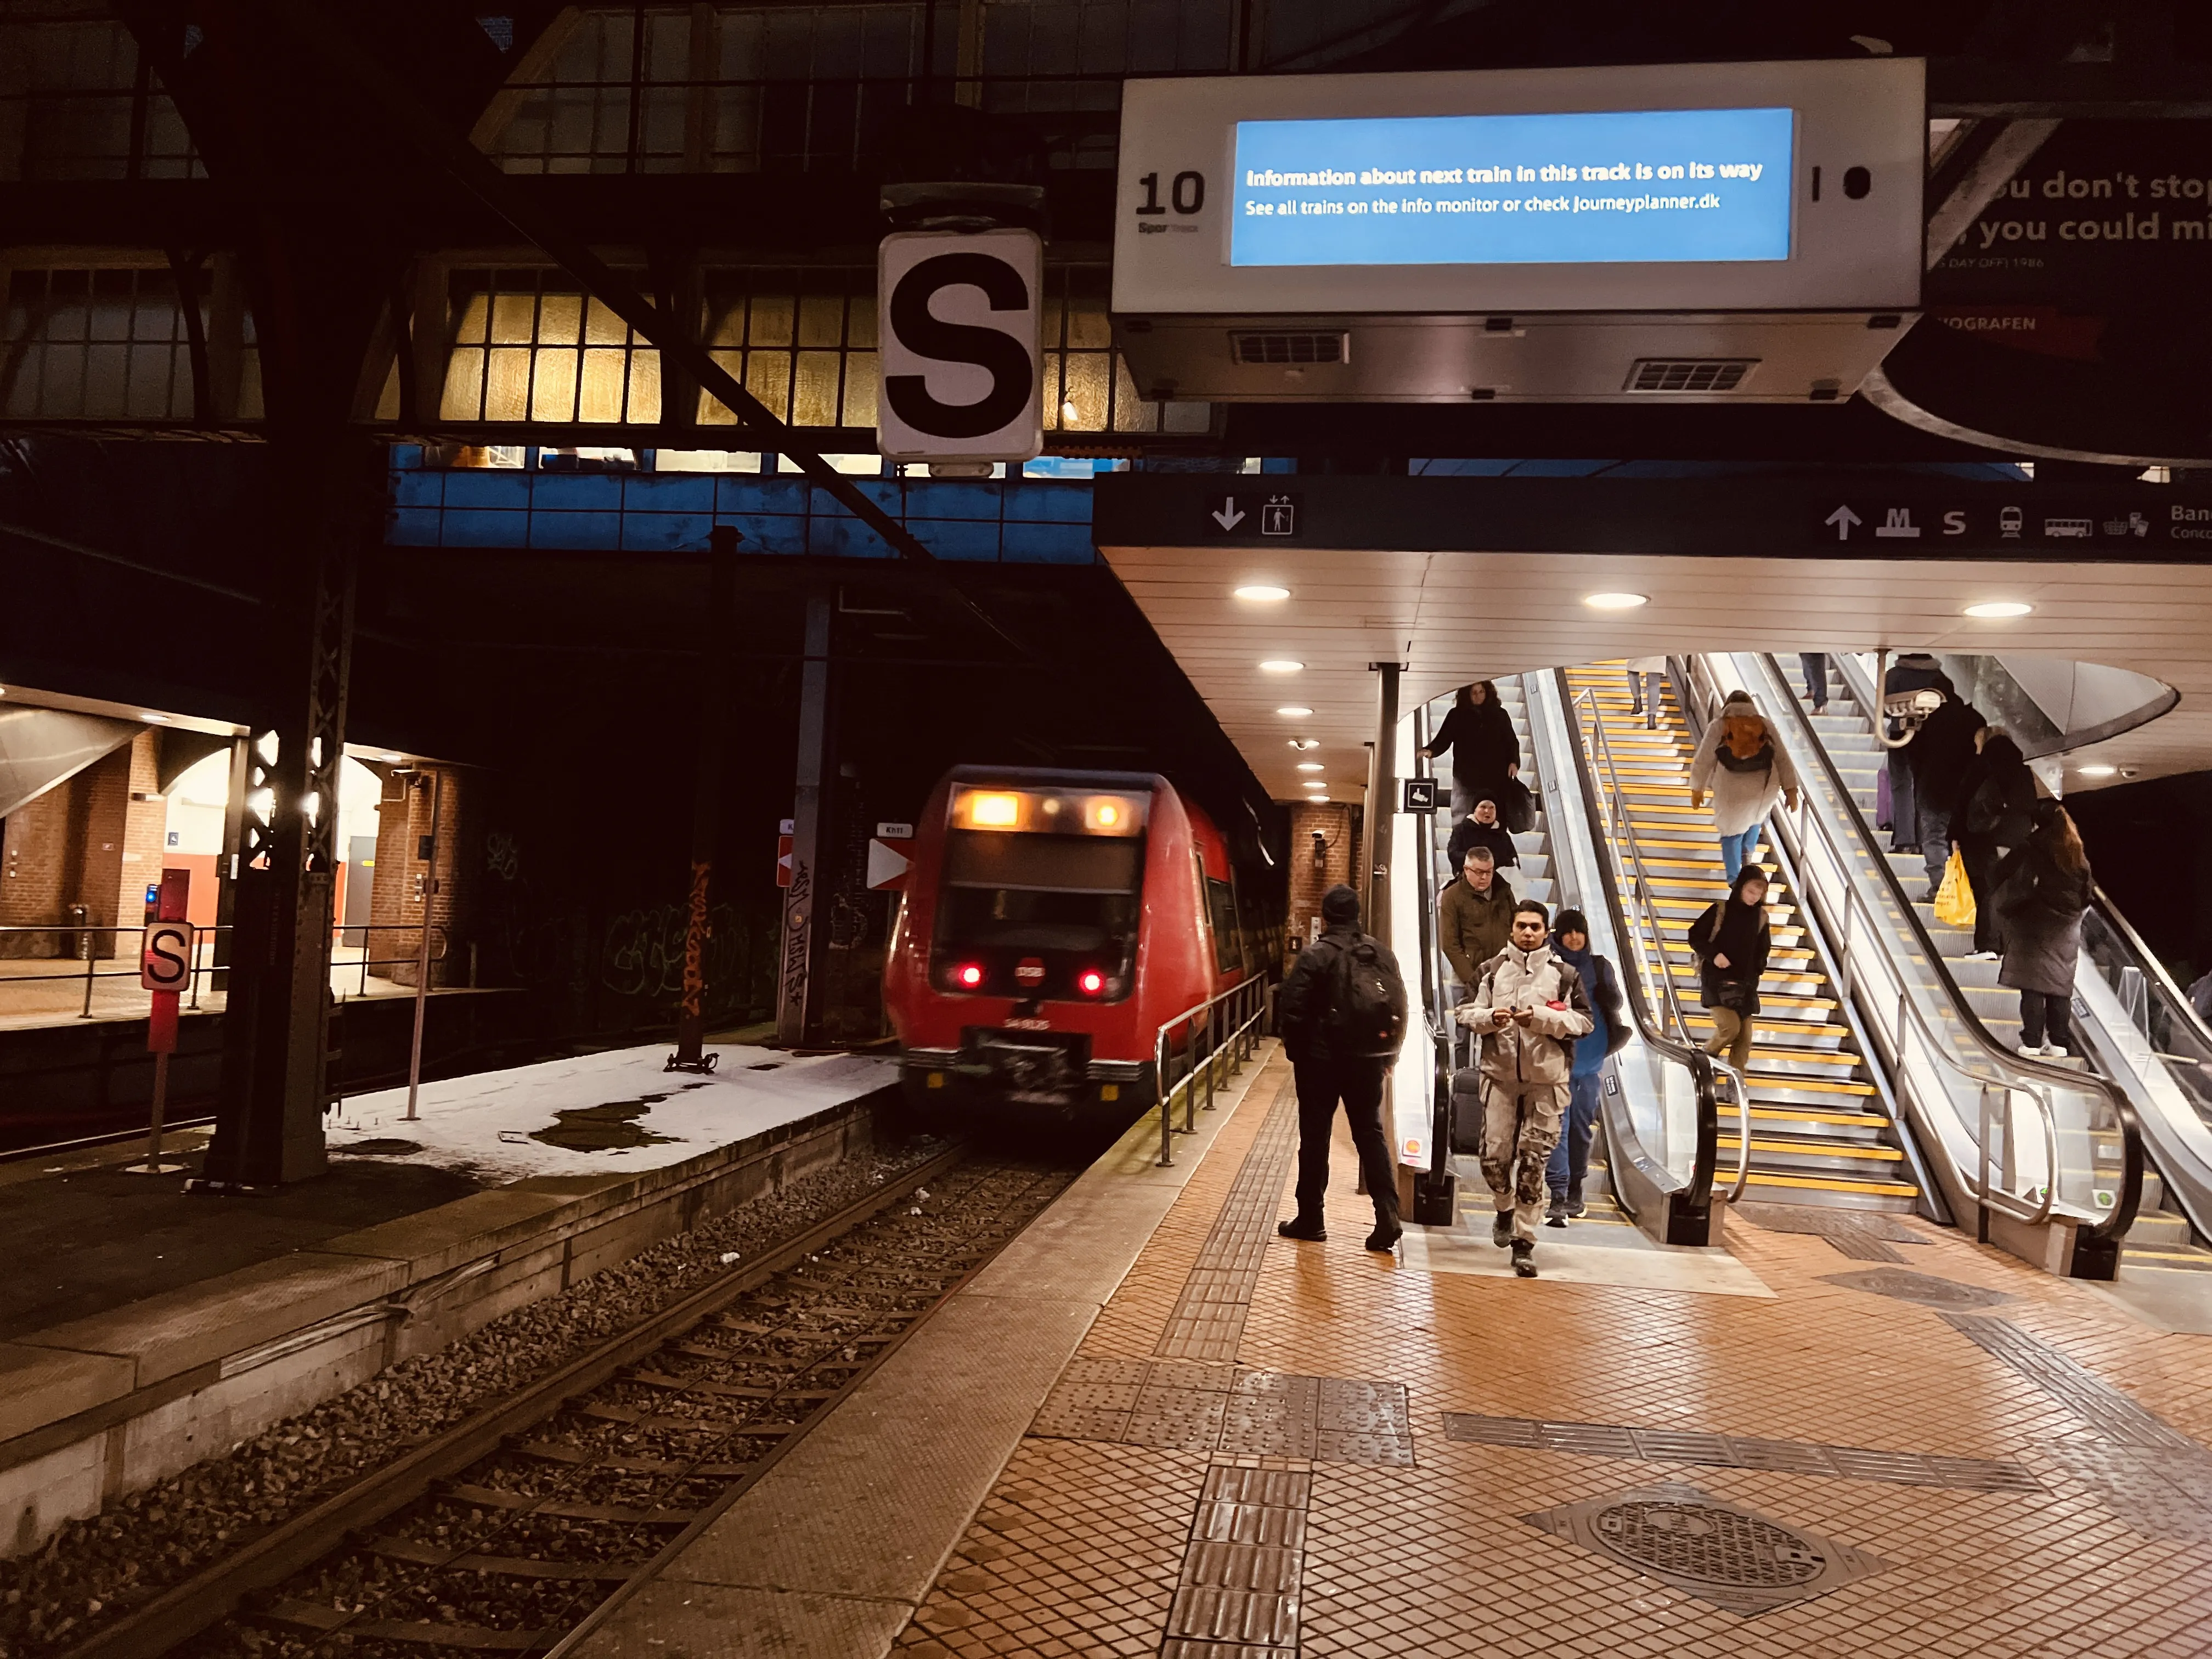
left=140, top=920, right=195, bottom=992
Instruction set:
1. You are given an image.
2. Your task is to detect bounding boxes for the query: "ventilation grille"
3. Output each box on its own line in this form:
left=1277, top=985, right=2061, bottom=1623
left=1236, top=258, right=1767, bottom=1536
left=1232, top=331, right=1348, bottom=366
left=1624, top=358, right=1758, bottom=393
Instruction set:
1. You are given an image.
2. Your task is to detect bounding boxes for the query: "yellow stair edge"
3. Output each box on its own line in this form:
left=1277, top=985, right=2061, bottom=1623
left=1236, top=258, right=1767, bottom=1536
left=1747, top=1075, right=1880, bottom=1097
left=1741, top=1171, right=1920, bottom=1197
left=1719, top=1135, right=1905, bottom=1161
left=1747, top=1104, right=1898, bottom=1127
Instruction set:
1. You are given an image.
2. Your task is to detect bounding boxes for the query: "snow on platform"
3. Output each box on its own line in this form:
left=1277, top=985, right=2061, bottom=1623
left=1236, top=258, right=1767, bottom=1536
left=326, top=1043, right=898, bottom=1184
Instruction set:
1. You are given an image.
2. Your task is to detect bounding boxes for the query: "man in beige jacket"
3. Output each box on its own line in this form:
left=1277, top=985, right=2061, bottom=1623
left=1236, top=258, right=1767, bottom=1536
left=1453, top=901, right=1593, bottom=1277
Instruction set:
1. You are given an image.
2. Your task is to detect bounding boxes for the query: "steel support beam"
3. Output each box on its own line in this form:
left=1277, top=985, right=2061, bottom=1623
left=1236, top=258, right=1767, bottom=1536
left=670, top=528, right=740, bottom=1070
left=1366, top=661, right=1401, bottom=947
left=777, top=588, right=837, bottom=1046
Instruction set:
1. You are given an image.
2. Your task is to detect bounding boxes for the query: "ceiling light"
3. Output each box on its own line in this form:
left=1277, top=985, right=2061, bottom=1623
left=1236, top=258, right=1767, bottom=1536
left=1311, top=795, right=1330, bottom=803
left=1964, top=600, right=2033, bottom=618
left=1302, top=781, right=1328, bottom=790
left=2078, top=764, right=2118, bottom=777
left=1233, top=584, right=1290, bottom=601
left=142, top=712, right=170, bottom=723
left=1582, top=591, right=1649, bottom=610
left=1288, top=738, right=1318, bottom=751
left=1296, top=762, right=1324, bottom=772
left=1276, top=705, right=1312, bottom=717
left=1259, top=659, right=1304, bottom=673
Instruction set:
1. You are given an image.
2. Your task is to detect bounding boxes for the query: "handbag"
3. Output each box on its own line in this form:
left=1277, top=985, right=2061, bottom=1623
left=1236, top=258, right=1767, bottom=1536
left=1934, top=846, right=1977, bottom=928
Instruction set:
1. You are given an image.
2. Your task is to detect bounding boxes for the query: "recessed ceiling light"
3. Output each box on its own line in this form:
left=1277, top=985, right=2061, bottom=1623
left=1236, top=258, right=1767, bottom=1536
left=2078, top=764, right=2118, bottom=777
left=1288, top=738, right=1318, bottom=751
left=1276, top=705, right=1312, bottom=717
left=1260, top=659, right=1304, bottom=673
left=1296, top=762, right=1324, bottom=772
left=1964, top=600, right=2033, bottom=618
left=1233, top=584, right=1290, bottom=601
left=1582, top=591, right=1649, bottom=610
left=1311, top=795, right=1330, bottom=802
left=1302, top=781, right=1328, bottom=790
left=142, top=712, right=170, bottom=723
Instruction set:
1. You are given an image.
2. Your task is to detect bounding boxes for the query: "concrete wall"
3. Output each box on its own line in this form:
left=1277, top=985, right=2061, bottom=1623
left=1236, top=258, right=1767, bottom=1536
left=0, top=1089, right=888, bottom=1556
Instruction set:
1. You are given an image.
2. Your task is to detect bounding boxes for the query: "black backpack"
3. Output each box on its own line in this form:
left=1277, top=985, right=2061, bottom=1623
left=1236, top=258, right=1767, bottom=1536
left=1324, top=935, right=1408, bottom=1057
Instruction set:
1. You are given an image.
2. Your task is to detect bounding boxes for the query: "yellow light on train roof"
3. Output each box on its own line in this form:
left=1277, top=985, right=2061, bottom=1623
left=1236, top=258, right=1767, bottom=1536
left=1086, top=797, right=1125, bottom=831
left=967, top=791, right=1022, bottom=827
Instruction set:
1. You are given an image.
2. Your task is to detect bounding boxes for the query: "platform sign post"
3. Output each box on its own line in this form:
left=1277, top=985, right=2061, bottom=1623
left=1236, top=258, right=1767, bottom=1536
left=128, top=868, right=193, bottom=1175
left=404, top=770, right=443, bottom=1123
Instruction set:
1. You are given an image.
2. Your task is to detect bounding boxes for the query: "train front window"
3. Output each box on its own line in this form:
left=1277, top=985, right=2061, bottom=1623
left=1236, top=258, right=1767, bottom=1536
left=936, top=830, right=1144, bottom=980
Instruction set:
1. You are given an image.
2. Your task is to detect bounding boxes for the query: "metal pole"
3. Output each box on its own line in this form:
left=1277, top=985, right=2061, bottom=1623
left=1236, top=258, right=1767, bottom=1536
left=402, top=771, right=443, bottom=1123
left=777, top=586, right=835, bottom=1047
left=1184, top=1024, right=1198, bottom=1132
left=1156, top=1032, right=1173, bottom=1167
left=671, top=527, right=740, bottom=1071
left=1204, top=1002, right=1218, bottom=1111
left=1367, top=661, right=1401, bottom=949
left=81, top=926, right=97, bottom=1017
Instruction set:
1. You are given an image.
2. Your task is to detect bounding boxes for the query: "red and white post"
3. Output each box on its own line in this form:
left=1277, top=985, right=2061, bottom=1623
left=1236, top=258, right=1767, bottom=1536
left=128, top=867, right=194, bottom=1175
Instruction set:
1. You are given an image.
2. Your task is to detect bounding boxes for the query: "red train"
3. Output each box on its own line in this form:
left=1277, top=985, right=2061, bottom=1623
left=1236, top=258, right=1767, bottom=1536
left=884, top=766, right=1265, bottom=1118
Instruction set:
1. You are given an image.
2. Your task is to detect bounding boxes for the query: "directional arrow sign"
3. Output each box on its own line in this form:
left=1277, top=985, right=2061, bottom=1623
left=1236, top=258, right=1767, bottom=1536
left=866, top=838, right=912, bottom=891
left=1825, top=505, right=1863, bottom=541
left=1211, top=497, right=1246, bottom=531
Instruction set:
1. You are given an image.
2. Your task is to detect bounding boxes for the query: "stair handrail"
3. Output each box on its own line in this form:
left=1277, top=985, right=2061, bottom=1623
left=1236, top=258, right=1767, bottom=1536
left=1561, top=673, right=1733, bottom=1212
left=1410, top=703, right=1457, bottom=1172
left=1716, top=651, right=2137, bottom=1235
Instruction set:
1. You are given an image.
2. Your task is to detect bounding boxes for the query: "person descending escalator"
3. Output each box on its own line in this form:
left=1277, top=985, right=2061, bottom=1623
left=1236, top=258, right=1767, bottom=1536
left=1689, top=864, right=1772, bottom=1077
left=1625, top=656, right=1667, bottom=729
left=1954, top=728, right=2038, bottom=961
left=1453, top=901, right=1593, bottom=1278
left=1991, top=802, right=2093, bottom=1059
left=1544, top=909, right=1630, bottom=1227
left=1274, top=884, right=1409, bottom=1254
left=1446, top=797, right=1520, bottom=871
left=1881, top=652, right=1946, bottom=852
left=1422, top=681, right=1523, bottom=822
left=1687, top=690, right=1801, bottom=882
left=1798, top=653, right=1830, bottom=716
left=1440, top=847, right=1517, bottom=999
left=1906, top=686, right=1987, bottom=902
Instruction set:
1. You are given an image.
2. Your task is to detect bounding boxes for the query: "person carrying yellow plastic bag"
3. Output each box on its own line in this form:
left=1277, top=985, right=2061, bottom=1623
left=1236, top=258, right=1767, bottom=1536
left=1934, top=845, right=1976, bottom=928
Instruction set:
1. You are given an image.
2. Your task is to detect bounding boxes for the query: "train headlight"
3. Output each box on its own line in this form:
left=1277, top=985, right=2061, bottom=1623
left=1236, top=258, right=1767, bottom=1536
left=1077, top=969, right=1106, bottom=996
left=967, top=791, right=1022, bottom=828
left=957, top=963, right=985, bottom=989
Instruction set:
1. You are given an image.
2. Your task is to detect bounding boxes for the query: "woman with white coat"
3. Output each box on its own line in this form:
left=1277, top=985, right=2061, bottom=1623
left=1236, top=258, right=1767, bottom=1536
left=1688, top=690, right=1802, bottom=881
left=1625, top=656, right=1668, bottom=729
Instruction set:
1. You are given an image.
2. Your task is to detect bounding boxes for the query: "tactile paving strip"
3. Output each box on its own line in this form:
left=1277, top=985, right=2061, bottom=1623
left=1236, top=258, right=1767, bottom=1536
left=1442, top=1412, right=2040, bottom=1492
left=1939, top=1315, right=2201, bottom=1449
left=1816, top=1267, right=2013, bottom=1308
left=1523, top=1480, right=1892, bottom=1617
left=1161, top=1463, right=1312, bottom=1655
left=1035, top=1358, right=1414, bottom=1467
left=1735, top=1202, right=1917, bottom=1263
left=1154, top=1082, right=1302, bottom=1363
left=2037, top=1438, right=2212, bottom=1543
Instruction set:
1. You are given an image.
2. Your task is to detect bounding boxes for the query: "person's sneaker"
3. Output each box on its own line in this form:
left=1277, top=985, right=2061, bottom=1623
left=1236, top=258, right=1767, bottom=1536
left=2043, top=1043, right=2070, bottom=1059
left=1364, top=1222, right=1402, bottom=1254
left=1545, top=1193, right=1568, bottom=1228
left=1565, top=1183, right=1588, bottom=1218
left=1511, top=1239, right=1537, bottom=1278
left=2019, top=1042, right=2044, bottom=1058
left=1963, top=950, right=2000, bottom=962
left=1276, top=1218, right=1327, bottom=1243
left=1492, top=1209, right=1514, bottom=1248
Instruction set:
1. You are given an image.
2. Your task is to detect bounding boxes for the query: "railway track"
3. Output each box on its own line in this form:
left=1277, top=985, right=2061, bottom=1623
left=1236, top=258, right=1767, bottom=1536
left=60, top=1142, right=1077, bottom=1659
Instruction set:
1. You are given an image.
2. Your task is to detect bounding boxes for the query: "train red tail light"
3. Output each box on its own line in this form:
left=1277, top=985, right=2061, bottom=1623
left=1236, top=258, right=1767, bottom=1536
left=956, top=963, right=985, bottom=989
left=1076, top=968, right=1106, bottom=996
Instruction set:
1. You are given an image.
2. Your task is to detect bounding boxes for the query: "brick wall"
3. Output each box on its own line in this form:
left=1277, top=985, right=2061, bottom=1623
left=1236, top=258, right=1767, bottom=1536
left=1285, top=802, right=1359, bottom=963
left=111, top=732, right=167, bottom=936
left=369, top=767, right=470, bottom=988
left=0, top=746, right=139, bottom=958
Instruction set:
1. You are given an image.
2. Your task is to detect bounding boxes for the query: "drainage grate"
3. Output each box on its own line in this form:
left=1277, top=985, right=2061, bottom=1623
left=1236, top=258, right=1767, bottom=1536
left=1942, top=1316, right=2200, bottom=1450
left=1525, top=1482, right=1889, bottom=1616
left=1231, top=330, right=1347, bottom=366
left=1035, top=1359, right=1413, bottom=1466
left=1444, top=1412, right=2038, bottom=1492
left=1735, top=1203, right=1919, bottom=1262
left=1818, top=1268, right=2012, bottom=1308
left=1155, top=1082, right=1301, bottom=1363
left=1623, top=357, right=1757, bottom=393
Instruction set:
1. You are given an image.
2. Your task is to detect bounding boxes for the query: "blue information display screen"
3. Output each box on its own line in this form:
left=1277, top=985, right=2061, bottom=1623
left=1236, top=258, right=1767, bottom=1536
left=1231, top=107, right=1795, bottom=267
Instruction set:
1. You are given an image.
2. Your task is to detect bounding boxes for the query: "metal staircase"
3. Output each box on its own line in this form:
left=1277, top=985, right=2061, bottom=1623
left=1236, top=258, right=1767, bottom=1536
left=1562, top=664, right=1922, bottom=1213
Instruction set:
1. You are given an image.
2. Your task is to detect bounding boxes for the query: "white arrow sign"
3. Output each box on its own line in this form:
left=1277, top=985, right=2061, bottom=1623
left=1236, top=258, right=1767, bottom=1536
left=866, top=838, right=912, bottom=891
left=1825, top=505, right=1863, bottom=541
left=1211, top=497, right=1246, bottom=531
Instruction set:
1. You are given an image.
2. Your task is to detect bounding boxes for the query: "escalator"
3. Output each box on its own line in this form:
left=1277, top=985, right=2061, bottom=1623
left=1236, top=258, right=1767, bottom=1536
left=1559, top=665, right=1923, bottom=1214
left=1773, top=651, right=2212, bottom=1283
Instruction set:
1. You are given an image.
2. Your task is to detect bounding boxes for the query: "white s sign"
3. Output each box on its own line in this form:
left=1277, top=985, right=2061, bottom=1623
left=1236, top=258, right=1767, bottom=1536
left=877, top=229, right=1043, bottom=463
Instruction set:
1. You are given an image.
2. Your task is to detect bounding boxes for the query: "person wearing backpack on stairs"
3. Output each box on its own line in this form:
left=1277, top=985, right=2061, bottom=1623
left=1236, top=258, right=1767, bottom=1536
left=1452, top=900, right=1593, bottom=1278
left=1274, top=884, right=1410, bottom=1254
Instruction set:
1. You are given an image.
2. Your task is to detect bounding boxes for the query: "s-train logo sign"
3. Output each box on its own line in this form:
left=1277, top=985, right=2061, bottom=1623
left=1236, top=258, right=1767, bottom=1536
left=877, top=229, right=1043, bottom=464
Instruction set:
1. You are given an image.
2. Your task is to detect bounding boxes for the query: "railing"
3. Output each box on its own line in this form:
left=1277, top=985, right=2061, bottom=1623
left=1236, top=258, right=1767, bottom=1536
left=1153, top=975, right=1269, bottom=1169
left=0, top=922, right=451, bottom=1019
left=1725, top=650, right=2142, bottom=1252
left=1408, top=704, right=1458, bottom=1205
left=1566, top=677, right=1745, bottom=1207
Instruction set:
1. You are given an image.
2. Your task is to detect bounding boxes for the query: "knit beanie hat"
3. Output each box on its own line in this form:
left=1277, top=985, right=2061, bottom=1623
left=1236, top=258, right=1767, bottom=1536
left=1321, top=884, right=1362, bottom=926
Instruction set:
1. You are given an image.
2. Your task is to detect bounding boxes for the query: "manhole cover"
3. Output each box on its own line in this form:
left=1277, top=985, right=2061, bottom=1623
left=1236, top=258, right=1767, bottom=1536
left=1525, top=1482, right=1889, bottom=1616
left=1819, top=1268, right=2011, bottom=1308
left=1593, top=1500, right=1826, bottom=1587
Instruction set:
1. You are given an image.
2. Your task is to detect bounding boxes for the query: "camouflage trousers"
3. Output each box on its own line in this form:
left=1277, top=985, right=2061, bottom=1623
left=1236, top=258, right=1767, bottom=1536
left=1480, top=1081, right=1567, bottom=1244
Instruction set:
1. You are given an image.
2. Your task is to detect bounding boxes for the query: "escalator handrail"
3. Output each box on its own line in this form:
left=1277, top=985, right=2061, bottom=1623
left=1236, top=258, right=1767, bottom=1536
left=1736, top=652, right=2135, bottom=1235
left=1410, top=704, right=1455, bottom=1152
left=1551, top=668, right=1725, bottom=1212
left=2086, top=879, right=2212, bottom=1061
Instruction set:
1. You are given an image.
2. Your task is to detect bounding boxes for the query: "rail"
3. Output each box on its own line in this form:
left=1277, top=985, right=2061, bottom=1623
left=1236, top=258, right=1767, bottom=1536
left=1409, top=704, right=1458, bottom=1192
left=1152, top=975, right=1268, bottom=1169
left=1567, top=678, right=1748, bottom=1206
left=0, top=922, right=452, bottom=1017
left=1723, top=651, right=2142, bottom=1242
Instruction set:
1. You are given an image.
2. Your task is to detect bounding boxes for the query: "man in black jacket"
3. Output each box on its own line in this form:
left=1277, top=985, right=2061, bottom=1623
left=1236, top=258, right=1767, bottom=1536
left=1908, top=688, right=1985, bottom=900
left=1274, top=885, right=1408, bottom=1254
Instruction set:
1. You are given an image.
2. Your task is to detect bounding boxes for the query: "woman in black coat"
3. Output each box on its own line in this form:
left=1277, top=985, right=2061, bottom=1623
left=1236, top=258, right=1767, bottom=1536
left=1423, top=682, right=1522, bottom=823
left=1954, top=729, right=2038, bottom=959
left=1994, top=802, right=2093, bottom=1058
left=1689, top=864, right=1771, bottom=1074
left=1446, top=797, right=1520, bottom=870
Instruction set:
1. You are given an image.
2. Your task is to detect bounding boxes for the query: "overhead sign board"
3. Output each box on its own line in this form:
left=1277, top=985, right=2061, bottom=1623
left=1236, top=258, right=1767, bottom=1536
left=877, top=229, right=1044, bottom=463
left=1114, top=59, right=1923, bottom=315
